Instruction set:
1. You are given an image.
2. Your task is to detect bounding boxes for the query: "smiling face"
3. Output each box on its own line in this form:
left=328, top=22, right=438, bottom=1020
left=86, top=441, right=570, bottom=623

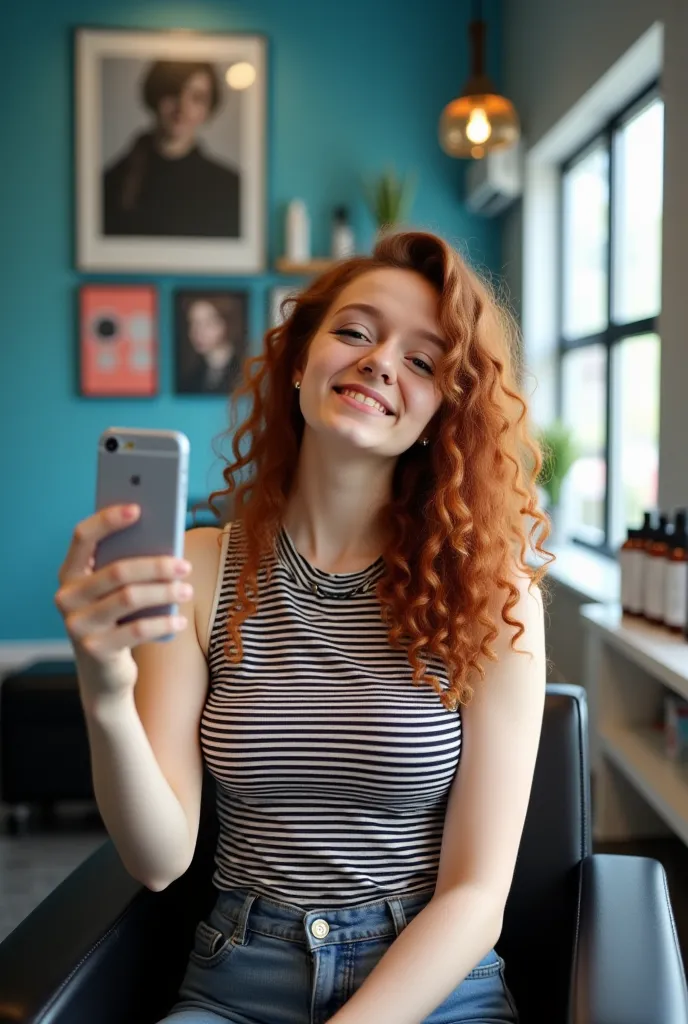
left=296, top=268, right=447, bottom=458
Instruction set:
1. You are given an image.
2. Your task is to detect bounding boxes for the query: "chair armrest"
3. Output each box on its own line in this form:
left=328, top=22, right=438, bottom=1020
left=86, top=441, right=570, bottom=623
left=570, top=853, right=688, bottom=1024
left=0, top=837, right=213, bottom=1024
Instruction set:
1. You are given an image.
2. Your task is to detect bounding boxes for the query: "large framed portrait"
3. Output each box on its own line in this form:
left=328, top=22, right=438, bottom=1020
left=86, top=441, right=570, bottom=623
left=75, top=29, right=266, bottom=274
left=174, top=289, right=249, bottom=396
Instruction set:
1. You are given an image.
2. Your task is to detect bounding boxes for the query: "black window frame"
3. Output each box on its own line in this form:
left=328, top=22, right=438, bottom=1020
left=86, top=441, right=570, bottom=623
left=557, top=81, right=663, bottom=558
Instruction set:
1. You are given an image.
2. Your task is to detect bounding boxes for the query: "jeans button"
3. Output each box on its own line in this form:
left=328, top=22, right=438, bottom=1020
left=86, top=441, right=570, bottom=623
left=311, top=918, right=330, bottom=939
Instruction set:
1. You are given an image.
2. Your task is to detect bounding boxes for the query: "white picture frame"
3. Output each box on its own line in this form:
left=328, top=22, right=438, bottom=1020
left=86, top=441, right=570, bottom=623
left=75, top=28, right=266, bottom=273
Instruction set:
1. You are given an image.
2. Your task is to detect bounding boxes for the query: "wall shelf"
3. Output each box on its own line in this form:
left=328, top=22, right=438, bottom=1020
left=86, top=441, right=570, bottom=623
left=275, top=257, right=337, bottom=276
left=582, top=603, right=688, bottom=702
left=581, top=601, right=688, bottom=848
left=599, top=723, right=688, bottom=847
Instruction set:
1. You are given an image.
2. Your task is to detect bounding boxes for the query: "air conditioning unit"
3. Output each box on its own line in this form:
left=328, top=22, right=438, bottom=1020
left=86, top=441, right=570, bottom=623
left=464, top=141, right=523, bottom=217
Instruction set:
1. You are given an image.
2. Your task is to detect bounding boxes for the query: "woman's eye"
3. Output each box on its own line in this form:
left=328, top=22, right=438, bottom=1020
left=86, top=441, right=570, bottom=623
left=411, top=357, right=433, bottom=374
left=333, top=329, right=370, bottom=342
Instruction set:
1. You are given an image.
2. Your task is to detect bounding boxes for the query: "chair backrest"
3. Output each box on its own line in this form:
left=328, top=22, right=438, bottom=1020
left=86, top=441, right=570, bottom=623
left=498, top=683, right=591, bottom=1023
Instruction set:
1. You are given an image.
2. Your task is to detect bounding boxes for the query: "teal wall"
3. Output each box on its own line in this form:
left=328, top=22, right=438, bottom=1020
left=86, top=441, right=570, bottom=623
left=2, top=0, right=502, bottom=641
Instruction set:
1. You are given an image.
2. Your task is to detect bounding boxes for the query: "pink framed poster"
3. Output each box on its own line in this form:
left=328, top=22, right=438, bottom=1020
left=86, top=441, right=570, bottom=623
left=78, top=284, right=158, bottom=397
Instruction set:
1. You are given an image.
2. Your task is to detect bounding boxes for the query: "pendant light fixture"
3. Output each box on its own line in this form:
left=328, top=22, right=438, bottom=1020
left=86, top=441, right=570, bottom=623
left=439, top=0, right=520, bottom=160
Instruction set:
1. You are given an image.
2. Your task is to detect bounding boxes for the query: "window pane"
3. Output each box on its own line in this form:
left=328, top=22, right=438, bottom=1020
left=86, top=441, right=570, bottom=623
left=561, top=345, right=607, bottom=544
left=612, top=99, right=664, bottom=323
left=562, top=145, right=609, bottom=341
left=609, top=334, right=660, bottom=550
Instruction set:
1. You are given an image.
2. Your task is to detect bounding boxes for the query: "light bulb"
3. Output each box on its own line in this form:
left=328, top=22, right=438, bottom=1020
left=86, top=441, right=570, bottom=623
left=465, top=108, right=492, bottom=145
left=225, top=62, right=256, bottom=90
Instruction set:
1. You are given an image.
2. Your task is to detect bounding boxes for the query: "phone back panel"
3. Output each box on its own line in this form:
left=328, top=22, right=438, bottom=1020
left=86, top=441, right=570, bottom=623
left=94, top=428, right=190, bottom=626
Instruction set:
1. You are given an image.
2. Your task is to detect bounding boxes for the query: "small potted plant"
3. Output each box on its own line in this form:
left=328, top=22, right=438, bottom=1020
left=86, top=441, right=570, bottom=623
left=362, top=168, right=418, bottom=235
left=536, top=420, right=579, bottom=545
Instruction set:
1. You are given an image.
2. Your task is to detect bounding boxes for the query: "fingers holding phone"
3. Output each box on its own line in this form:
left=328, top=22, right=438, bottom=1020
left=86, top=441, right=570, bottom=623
left=55, top=428, right=191, bottom=696
left=57, top=503, right=190, bottom=633
left=59, top=502, right=139, bottom=581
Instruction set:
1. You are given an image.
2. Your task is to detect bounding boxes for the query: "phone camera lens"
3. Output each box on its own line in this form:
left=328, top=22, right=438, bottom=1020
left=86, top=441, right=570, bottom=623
left=105, top=437, right=119, bottom=453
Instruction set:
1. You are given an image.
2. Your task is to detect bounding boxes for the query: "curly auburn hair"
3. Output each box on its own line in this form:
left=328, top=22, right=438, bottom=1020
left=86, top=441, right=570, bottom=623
left=206, top=230, right=554, bottom=710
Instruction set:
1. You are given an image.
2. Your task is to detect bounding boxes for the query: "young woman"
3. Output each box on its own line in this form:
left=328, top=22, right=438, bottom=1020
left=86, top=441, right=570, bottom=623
left=55, top=230, right=552, bottom=1024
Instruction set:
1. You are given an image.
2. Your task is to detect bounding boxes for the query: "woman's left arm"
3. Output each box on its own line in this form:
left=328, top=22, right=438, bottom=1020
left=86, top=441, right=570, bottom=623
left=326, top=574, right=547, bottom=1024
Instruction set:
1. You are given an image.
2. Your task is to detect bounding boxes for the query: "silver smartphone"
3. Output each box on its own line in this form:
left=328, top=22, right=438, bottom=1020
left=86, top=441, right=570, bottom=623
left=94, top=427, right=190, bottom=635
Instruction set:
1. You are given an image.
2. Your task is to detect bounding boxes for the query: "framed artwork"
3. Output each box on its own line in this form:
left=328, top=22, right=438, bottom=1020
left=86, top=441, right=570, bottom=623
left=269, top=285, right=300, bottom=328
left=174, top=289, right=249, bottom=395
left=78, top=284, right=158, bottom=397
left=75, top=28, right=266, bottom=273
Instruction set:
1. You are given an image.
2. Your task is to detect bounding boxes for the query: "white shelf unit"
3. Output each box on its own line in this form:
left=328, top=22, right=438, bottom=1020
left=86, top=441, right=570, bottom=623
left=581, top=603, right=688, bottom=846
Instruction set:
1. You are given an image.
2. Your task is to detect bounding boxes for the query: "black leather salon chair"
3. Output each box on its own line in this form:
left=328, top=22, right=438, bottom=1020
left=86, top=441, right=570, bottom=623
left=0, top=684, right=686, bottom=1023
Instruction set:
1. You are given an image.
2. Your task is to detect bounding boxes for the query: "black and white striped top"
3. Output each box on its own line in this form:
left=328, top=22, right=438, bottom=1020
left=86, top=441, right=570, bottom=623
left=202, top=520, right=462, bottom=908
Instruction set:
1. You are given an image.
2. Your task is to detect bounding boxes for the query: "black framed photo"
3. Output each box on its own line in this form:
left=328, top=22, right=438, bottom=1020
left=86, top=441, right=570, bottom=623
left=76, top=28, right=266, bottom=273
left=174, top=289, right=249, bottom=395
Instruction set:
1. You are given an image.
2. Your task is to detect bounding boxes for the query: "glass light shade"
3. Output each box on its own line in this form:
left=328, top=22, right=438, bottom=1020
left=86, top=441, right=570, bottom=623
left=439, top=92, right=520, bottom=159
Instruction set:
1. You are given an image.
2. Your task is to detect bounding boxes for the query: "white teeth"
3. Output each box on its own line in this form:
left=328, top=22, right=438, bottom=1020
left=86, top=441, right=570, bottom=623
left=340, top=389, right=388, bottom=415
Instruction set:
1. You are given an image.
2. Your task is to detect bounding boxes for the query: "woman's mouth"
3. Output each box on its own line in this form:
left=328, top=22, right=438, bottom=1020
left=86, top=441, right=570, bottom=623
left=333, top=387, right=392, bottom=417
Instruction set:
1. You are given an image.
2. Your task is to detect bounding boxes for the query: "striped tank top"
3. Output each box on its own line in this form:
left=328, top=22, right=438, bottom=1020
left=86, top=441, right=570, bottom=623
left=202, top=519, right=462, bottom=908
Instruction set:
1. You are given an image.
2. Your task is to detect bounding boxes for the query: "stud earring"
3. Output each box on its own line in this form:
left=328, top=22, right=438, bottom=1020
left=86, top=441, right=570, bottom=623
left=420, top=437, right=429, bottom=447
left=294, top=380, right=301, bottom=390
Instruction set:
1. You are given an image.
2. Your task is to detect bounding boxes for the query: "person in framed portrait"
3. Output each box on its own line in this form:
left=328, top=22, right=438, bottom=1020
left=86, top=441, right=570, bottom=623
left=176, top=292, right=246, bottom=395
left=103, top=61, right=241, bottom=238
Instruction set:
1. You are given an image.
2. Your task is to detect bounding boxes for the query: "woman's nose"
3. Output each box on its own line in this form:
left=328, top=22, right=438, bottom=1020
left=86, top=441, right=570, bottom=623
left=359, top=346, right=397, bottom=383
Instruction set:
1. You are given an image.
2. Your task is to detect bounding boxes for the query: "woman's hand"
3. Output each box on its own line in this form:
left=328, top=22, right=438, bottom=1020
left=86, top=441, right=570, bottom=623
left=54, top=503, right=193, bottom=703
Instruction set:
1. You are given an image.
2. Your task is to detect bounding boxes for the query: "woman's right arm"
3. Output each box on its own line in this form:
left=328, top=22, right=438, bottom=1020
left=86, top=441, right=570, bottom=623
left=55, top=507, right=221, bottom=891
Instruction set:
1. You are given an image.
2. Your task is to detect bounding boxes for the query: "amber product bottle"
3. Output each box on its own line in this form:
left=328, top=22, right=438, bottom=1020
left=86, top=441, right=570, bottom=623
left=664, top=509, right=688, bottom=634
left=638, top=511, right=657, bottom=620
left=644, top=513, right=672, bottom=625
left=619, top=527, right=644, bottom=616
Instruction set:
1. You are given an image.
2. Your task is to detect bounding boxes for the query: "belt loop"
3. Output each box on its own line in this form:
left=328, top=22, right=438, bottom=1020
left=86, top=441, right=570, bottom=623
left=232, top=892, right=257, bottom=946
left=386, top=897, right=407, bottom=937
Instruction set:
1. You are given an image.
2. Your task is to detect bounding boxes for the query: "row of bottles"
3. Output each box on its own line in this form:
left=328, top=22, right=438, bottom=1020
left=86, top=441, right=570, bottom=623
left=285, top=201, right=356, bottom=263
left=619, top=509, right=688, bottom=633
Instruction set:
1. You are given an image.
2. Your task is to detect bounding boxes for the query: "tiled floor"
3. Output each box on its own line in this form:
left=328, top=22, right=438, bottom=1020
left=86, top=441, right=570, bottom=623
left=0, top=812, right=105, bottom=943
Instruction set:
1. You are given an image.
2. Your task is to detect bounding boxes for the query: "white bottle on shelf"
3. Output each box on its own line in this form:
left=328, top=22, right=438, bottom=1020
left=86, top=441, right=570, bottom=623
left=285, top=200, right=311, bottom=264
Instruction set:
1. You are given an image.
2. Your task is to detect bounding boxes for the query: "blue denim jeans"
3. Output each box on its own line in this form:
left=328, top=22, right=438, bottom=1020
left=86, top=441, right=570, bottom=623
left=158, top=886, right=518, bottom=1024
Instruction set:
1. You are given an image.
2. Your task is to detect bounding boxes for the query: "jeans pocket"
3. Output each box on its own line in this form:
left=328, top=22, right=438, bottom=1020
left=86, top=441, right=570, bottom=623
left=464, top=951, right=504, bottom=980
left=426, top=951, right=518, bottom=1024
left=188, top=918, right=236, bottom=968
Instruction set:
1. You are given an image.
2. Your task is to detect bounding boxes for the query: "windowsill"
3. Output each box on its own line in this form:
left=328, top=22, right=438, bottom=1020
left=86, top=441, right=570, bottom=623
left=541, top=541, right=620, bottom=604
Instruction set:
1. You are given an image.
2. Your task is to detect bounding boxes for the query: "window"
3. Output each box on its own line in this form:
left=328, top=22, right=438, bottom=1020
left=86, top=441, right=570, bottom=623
left=558, top=88, right=663, bottom=554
